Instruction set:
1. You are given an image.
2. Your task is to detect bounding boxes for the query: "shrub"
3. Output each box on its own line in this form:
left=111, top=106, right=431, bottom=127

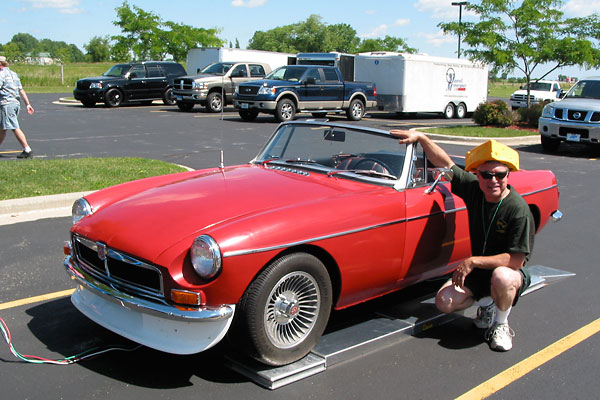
left=472, top=100, right=515, bottom=127
left=517, top=102, right=548, bottom=127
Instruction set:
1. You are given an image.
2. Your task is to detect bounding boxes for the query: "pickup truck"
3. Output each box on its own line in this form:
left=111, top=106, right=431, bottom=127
left=509, top=80, right=563, bottom=110
left=538, top=76, right=600, bottom=152
left=233, top=65, right=376, bottom=122
left=172, top=62, right=271, bottom=112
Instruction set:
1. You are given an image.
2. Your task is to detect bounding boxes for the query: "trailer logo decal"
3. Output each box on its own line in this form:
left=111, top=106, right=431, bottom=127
left=446, top=68, right=467, bottom=92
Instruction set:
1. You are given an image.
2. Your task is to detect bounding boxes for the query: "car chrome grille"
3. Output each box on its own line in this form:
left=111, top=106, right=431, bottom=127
left=72, top=235, right=164, bottom=299
left=173, top=78, right=194, bottom=90
left=512, top=94, right=534, bottom=101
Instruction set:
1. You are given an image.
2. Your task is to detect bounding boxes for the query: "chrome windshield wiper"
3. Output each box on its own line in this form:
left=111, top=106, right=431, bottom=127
left=327, top=169, right=398, bottom=180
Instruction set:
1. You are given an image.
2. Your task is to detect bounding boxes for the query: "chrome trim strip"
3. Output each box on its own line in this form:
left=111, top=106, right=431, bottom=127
left=520, top=184, right=558, bottom=197
left=64, top=255, right=234, bottom=322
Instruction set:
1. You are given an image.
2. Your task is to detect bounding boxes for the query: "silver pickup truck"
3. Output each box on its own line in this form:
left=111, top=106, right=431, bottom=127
left=172, top=62, right=271, bottom=112
left=538, top=77, right=600, bottom=152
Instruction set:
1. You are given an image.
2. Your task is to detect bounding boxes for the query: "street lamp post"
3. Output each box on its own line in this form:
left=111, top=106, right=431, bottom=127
left=452, top=1, right=468, bottom=58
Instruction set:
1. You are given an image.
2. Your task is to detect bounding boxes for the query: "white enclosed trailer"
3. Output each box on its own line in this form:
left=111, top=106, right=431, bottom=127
left=187, top=48, right=296, bottom=75
left=354, top=52, right=488, bottom=118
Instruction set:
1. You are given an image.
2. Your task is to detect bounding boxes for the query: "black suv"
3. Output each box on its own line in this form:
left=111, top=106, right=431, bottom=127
left=74, top=61, right=187, bottom=107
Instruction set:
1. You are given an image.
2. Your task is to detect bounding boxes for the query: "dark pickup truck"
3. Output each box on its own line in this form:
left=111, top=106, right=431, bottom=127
left=233, top=65, right=376, bottom=122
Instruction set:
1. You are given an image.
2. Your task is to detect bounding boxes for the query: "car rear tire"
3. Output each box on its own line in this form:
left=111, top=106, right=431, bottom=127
left=232, top=252, right=332, bottom=366
left=275, top=99, right=296, bottom=122
left=455, top=103, right=467, bottom=119
left=239, top=110, right=259, bottom=121
left=163, top=87, right=176, bottom=105
left=443, top=103, right=455, bottom=119
left=104, top=88, right=123, bottom=107
left=206, top=92, right=223, bottom=113
left=177, top=102, right=194, bottom=112
left=541, top=136, right=561, bottom=152
left=346, top=99, right=365, bottom=121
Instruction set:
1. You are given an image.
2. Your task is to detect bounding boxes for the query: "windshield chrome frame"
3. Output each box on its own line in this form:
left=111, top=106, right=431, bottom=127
left=250, top=120, right=414, bottom=191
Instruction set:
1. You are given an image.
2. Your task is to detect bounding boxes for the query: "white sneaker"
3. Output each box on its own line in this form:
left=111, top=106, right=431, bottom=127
left=485, top=322, right=515, bottom=351
left=473, top=302, right=496, bottom=329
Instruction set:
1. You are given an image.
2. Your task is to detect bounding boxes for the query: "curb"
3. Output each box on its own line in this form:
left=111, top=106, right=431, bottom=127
left=0, top=191, right=94, bottom=225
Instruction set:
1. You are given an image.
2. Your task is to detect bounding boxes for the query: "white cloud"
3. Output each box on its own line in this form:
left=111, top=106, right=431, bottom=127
left=417, top=30, right=456, bottom=48
left=414, top=0, right=474, bottom=20
left=364, top=9, right=378, bottom=15
left=562, top=0, right=600, bottom=17
left=21, top=0, right=83, bottom=14
left=232, top=0, right=268, bottom=7
left=361, top=18, right=410, bottom=38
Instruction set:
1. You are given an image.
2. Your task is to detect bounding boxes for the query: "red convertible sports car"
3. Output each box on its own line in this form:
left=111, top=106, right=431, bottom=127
left=64, top=121, right=561, bottom=366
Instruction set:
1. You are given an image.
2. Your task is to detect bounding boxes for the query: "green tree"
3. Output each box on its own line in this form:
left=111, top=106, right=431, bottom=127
left=357, top=36, right=417, bottom=53
left=85, top=36, right=111, bottom=62
left=9, top=33, right=39, bottom=54
left=112, top=1, right=223, bottom=61
left=438, top=0, right=600, bottom=107
left=2, top=42, right=22, bottom=62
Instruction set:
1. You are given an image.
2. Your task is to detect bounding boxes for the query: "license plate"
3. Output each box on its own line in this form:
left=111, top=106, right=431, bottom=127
left=566, top=133, right=580, bottom=142
left=241, top=103, right=249, bottom=109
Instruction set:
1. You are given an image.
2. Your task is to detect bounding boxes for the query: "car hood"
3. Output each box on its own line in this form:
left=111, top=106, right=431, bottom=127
left=553, top=98, right=600, bottom=108
left=79, top=76, right=122, bottom=82
left=73, top=164, right=396, bottom=265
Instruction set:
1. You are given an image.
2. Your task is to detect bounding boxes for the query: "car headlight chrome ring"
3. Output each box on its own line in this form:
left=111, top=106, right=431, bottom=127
left=190, top=235, right=222, bottom=280
left=72, top=198, right=93, bottom=224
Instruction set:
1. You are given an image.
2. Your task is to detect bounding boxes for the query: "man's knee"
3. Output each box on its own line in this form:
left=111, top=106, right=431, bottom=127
left=491, top=266, right=522, bottom=291
left=435, top=284, right=473, bottom=313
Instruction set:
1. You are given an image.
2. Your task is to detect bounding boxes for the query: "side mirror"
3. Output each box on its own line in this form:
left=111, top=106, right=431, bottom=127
left=425, top=168, right=454, bottom=194
left=129, top=73, right=137, bottom=80
left=304, top=77, right=316, bottom=85
left=556, top=89, right=562, bottom=98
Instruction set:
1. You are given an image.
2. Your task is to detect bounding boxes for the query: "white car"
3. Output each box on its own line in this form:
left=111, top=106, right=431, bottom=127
left=510, top=80, right=563, bottom=110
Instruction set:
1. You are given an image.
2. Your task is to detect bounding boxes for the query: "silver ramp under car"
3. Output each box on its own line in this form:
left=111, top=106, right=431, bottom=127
left=225, top=265, right=575, bottom=390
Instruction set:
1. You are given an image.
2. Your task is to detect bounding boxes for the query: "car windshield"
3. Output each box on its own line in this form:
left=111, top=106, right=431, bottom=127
left=200, top=62, right=235, bottom=76
left=265, top=66, right=307, bottom=81
left=527, top=82, right=552, bottom=91
left=254, top=122, right=406, bottom=182
left=564, top=80, right=600, bottom=99
left=103, top=64, right=130, bottom=77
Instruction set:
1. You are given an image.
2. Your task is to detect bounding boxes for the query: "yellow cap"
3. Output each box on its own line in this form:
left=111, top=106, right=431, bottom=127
left=465, top=139, right=520, bottom=171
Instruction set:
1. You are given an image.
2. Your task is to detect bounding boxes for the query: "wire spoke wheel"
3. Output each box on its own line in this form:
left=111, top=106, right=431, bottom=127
left=264, top=271, right=320, bottom=349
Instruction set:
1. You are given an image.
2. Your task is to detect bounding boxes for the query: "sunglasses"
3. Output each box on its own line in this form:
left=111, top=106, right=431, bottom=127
left=478, top=170, right=509, bottom=180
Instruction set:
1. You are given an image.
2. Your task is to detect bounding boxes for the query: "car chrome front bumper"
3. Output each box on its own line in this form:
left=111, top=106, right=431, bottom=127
left=64, top=255, right=235, bottom=354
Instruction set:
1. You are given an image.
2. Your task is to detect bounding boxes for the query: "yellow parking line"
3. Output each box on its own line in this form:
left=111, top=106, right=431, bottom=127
left=456, top=317, right=600, bottom=400
left=0, top=289, right=75, bottom=311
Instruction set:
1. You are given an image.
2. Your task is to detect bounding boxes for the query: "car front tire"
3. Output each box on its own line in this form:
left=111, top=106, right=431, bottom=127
left=232, top=252, right=332, bottom=366
left=275, top=99, right=296, bottom=122
left=206, top=92, right=223, bottom=113
left=104, top=88, right=123, bottom=107
left=239, top=110, right=259, bottom=121
left=177, top=102, right=194, bottom=112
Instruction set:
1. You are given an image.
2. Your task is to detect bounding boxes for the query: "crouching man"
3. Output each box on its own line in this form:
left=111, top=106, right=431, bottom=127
left=391, top=130, right=534, bottom=351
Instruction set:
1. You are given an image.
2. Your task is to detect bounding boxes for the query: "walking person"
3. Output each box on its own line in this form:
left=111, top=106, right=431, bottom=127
left=0, top=56, right=34, bottom=158
left=391, top=129, right=535, bottom=352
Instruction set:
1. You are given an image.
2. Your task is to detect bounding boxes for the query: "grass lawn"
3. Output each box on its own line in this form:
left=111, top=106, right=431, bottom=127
left=421, top=125, right=539, bottom=137
left=0, top=157, right=187, bottom=200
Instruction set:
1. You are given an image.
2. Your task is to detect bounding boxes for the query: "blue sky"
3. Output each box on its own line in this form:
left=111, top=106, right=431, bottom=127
left=2, top=0, right=599, bottom=79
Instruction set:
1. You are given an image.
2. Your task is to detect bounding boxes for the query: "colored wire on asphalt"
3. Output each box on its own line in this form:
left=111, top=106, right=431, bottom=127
left=0, top=315, right=141, bottom=365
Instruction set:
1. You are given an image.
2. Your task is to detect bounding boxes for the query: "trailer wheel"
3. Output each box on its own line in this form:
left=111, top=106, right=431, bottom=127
left=455, top=103, right=467, bottom=119
left=346, top=99, right=365, bottom=121
left=443, top=103, right=455, bottom=119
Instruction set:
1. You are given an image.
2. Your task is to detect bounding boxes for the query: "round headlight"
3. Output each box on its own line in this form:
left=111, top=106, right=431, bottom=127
left=72, top=198, right=93, bottom=224
left=190, top=235, right=222, bottom=280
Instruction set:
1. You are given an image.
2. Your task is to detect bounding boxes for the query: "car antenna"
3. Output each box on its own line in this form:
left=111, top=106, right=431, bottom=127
left=219, top=75, right=225, bottom=170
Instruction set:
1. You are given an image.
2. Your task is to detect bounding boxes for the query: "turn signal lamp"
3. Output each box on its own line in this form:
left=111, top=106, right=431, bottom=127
left=171, top=289, right=204, bottom=306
